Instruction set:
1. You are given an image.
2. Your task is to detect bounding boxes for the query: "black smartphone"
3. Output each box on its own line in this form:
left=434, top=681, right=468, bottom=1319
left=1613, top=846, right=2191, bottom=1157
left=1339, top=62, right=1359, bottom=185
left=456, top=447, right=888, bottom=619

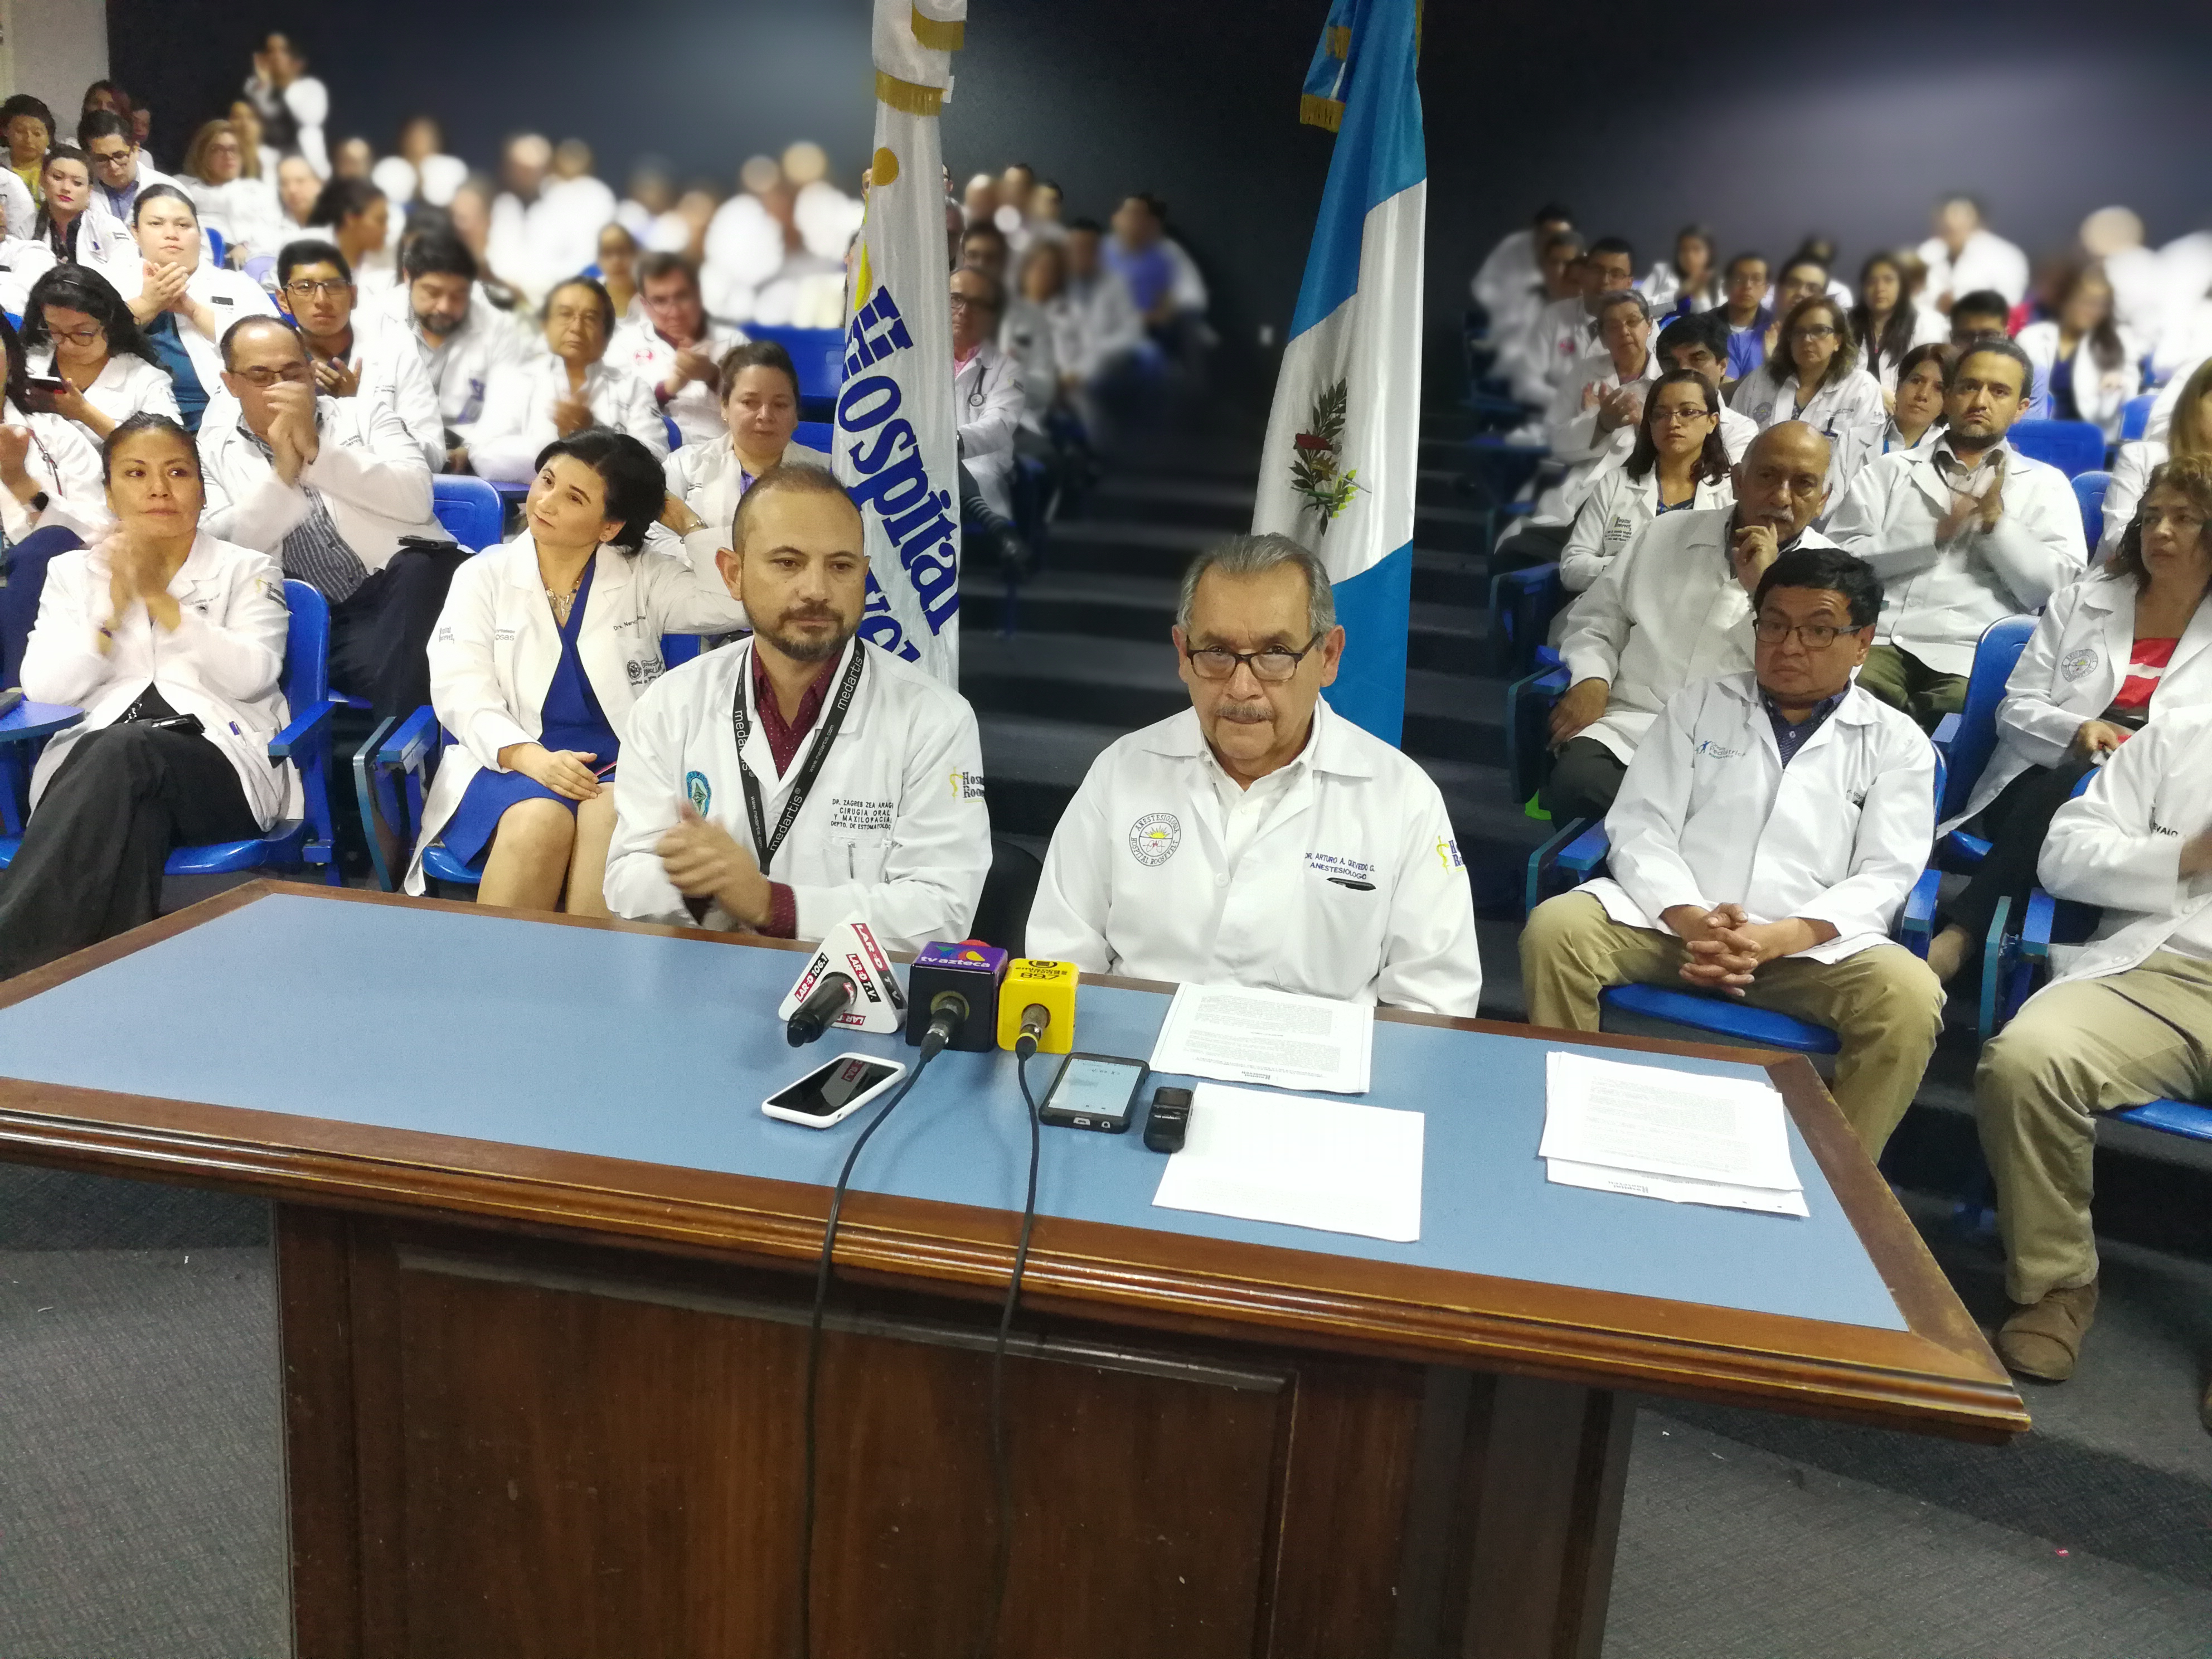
left=1038, top=1052, right=1147, bottom=1134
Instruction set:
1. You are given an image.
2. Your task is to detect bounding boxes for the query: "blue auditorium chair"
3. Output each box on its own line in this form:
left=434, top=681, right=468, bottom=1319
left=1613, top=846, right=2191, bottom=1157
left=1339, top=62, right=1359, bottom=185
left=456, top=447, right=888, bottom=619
left=433, top=476, right=506, bottom=552
left=2006, top=419, right=2104, bottom=479
left=2071, top=470, right=2112, bottom=552
left=793, top=420, right=835, bottom=453
left=1488, top=562, right=1564, bottom=680
left=2118, top=392, right=2156, bottom=444
left=740, top=323, right=844, bottom=421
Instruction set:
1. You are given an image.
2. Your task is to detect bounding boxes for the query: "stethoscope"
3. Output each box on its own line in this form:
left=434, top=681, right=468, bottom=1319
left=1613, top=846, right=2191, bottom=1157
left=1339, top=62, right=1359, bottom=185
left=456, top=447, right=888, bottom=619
left=963, top=352, right=1007, bottom=413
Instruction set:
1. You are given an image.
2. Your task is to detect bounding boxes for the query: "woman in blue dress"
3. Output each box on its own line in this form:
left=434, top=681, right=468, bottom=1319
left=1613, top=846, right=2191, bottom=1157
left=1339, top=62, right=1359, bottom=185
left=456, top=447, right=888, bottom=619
left=406, top=430, right=750, bottom=910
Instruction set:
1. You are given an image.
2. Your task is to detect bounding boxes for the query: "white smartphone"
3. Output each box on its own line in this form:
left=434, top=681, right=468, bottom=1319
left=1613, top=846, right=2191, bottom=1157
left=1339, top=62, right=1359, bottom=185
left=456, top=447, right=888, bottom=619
left=761, top=1052, right=908, bottom=1129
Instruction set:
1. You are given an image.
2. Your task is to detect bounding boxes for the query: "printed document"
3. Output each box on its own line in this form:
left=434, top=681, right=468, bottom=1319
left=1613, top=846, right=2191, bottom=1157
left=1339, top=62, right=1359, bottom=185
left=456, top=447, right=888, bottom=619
left=1152, top=1083, right=1423, bottom=1242
left=1539, top=1051, right=1807, bottom=1217
left=1148, top=982, right=1373, bottom=1095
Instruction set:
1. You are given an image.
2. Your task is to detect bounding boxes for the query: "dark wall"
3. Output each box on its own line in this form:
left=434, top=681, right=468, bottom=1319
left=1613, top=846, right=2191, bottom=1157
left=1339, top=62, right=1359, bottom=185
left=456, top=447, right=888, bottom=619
left=105, top=0, right=2212, bottom=401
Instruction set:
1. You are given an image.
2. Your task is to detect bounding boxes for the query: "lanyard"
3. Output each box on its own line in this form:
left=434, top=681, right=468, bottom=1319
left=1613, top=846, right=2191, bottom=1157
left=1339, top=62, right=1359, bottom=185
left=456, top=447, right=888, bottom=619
left=730, top=643, right=866, bottom=875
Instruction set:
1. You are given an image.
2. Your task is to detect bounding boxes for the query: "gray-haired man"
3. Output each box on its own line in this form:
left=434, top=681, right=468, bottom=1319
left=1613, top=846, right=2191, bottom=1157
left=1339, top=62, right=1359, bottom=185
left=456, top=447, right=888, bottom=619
left=1026, top=535, right=1482, bottom=1016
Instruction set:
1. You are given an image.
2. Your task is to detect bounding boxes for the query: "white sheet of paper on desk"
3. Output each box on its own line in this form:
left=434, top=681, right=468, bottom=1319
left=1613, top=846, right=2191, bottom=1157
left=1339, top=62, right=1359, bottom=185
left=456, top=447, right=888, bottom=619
left=1544, top=1157, right=1811, bottom=1217
left=1147, top=982, right=1373, bottom=1095
left=1152, top=1083, right=1422, bottom=1242
left=1539, top=1050, right=1802, bottom=1195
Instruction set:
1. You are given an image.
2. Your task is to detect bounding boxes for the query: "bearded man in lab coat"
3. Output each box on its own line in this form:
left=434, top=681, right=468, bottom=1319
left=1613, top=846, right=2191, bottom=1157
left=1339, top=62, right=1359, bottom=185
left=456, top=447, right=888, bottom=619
left=1026, top=535, right=1482, bottom=1016
left=1521, top=544, right=1943, bottom=1154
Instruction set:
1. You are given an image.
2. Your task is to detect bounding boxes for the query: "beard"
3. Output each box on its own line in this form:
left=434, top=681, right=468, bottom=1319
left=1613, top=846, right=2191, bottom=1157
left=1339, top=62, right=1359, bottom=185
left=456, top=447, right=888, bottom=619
left=756, top=605, right=855, bottom=665
left=414, top=307, right=463, bottom=338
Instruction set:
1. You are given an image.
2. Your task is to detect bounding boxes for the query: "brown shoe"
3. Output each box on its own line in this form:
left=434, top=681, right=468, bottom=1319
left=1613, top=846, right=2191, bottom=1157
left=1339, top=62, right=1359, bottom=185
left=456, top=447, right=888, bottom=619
left=1997, top=1282, right=2099, bottom=1381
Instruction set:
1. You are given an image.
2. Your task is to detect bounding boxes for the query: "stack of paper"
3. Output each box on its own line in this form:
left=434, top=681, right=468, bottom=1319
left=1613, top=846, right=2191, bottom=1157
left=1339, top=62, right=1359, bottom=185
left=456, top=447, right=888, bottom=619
left=1539, top=1051, right=1808, bottom=1216
left=1147, top=982, right=1373, bottom=1095
left=1152, top=1083, right=1423, bottom=1241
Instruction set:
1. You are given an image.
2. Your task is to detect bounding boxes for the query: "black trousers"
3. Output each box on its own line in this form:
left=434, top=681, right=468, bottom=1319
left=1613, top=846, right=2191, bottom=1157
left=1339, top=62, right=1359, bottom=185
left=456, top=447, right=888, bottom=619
left=1540, top=736, right=1627, bottom=821
left=1941, top=753, right=2101, bottom=939
left=0, top=723, right=262, bottom=979
left=327, top=546, right=467, bottom=719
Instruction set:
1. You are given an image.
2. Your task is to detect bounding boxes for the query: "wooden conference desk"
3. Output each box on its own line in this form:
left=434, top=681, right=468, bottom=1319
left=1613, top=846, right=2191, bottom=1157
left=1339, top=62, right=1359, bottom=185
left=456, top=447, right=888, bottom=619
left=0, top=884, right=2025, bottom=1659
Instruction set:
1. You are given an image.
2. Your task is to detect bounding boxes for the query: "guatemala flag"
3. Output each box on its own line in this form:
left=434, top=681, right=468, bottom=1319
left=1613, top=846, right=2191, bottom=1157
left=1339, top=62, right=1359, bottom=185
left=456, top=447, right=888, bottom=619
left=1251, top=0, right=1425, bottom=744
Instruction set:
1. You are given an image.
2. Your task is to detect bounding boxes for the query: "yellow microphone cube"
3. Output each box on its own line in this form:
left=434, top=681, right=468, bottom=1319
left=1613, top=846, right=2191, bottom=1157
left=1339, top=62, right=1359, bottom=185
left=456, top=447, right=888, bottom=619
left=997, top=958, right=1079, bottom=1054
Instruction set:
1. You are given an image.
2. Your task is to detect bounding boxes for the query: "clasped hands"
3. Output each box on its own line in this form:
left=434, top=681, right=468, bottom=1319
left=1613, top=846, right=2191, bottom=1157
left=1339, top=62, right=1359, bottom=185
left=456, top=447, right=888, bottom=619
left=655, top=801, right=773, bottom=927
left=98, top=526, right=183, bottom=643
left=1661, top=904, right=1830, bottom=996
left=262, top=381, right=323, bottom=486
left=1936, top=456, right=2006, bottom=542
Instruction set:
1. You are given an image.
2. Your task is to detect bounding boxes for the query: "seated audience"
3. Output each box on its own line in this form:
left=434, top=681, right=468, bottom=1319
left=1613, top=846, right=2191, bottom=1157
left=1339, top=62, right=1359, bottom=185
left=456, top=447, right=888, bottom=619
left=1558, top=368, right=1735, bottom=602
left=117, top=185, right=282, bottom=431
left=1759, top=255, right=1833, bottom=368
left=1922, top=456, right=2212, bottom=984
left=1003, top=239, right=1070, bottom=427
left=952, top=265, right=1022, bottom=520
left=1499, top=231, right=1587, bottom=411
left=275, top=155, right=322, bottom=239
left=241, top=31, right=330, bottom=180
left=270, top=239, right=443, bottom=470
left=78, top=109, right=177, bottom=225
left=1653, top=312, right=1759, bottom=460
left=607, top=253, right=745, bottom=449
left=22, top=265, right=182, bottom=443
left=1972, top=704, right=2212, bottom=1409
left=1546, top=424, right=1836, bottom=820
left=1524, top=545, right=1941, bottom=1153
left=1881, top=342, right=1951, bottom=456
left=595, top=221, right=641, bottom=321
left=1473, top=201, right=1575, bottom=347
left=1850, top=250, right=1946, bottom=392
left=1950, top=289, right=2049, bottom=417
left=1731, top=294, right=1886, bottom=499
left=369, top=114, right=467, bottom=212
left=225, top=99, right=278, bottom=185
left=0, top=414, right=291, bottom=980
left=179, top=120, right=282, bottom=262
left=1644, top=224, right=1722, bottom=318
left=1516, top=237, right=1634, bottom=413
left=1719, top=252, right=1772, bottom=382
left=30, top=145, right=132, bottom=269
left=655, top=339, right=829, bottom=564
left=2015, top=263, right=2144, bottom=444
left=365, top=232, right=522, bottom=471
left=468, top=277, right=667, bottom=484
left=1501, top=289, right=1657, bottom=559
left=960, top=220, right=1011, bottom=289
left=0, top=314, right=108, bottom=647
left=1102, top=193, right=1210, bottom=371
left=310, top=177, right=395, bottom=308
left=2102, top=357, right=2212, bottom=557
left=1920, top=194, right=2029, bottom=311
left=198, top=315, right=457, bottom=720
left=3, top=94, right=54, bottom=208
left=605, top=464, right=990, bottom=947
left=407, top=431, right=748, bottom=907
left=1827, top=339, right=2086, bottom=730
left=1028, top=534, right=1480, bottom=1012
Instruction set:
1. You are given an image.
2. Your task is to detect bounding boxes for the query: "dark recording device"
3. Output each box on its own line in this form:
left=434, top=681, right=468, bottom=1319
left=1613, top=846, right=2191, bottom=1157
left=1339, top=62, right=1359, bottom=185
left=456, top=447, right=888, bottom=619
left=1143, top=1087, right=1192, bottom=1153
left=903, top=940, right=1007, bottom=1051
left=785, top=972, right=856, bottom=1047
left=1038, top=1054, right=1146, bottom=1133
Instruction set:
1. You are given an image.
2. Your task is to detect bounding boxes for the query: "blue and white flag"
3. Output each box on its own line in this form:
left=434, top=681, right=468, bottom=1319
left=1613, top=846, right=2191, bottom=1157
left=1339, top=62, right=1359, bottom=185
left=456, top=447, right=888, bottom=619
left=1251, top=0, right=1424, bottom=744
left=834, top=0, right=968, bottom=685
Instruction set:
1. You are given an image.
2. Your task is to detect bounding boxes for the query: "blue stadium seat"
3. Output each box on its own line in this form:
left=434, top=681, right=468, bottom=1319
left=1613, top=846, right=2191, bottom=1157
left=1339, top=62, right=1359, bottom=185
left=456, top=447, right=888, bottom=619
left=2006, top=419, right=2104, bottom=479
left=2071, top=469, right=2112, bottom=552
left=662, top=414, right=682, bottom=451
left=0, top=581, right=342, bottom=883
left=1489, top=562, right=1564, bottom=679
left=1928, top=614, right=2039, bottom=828
left=741, top=324, right=843, bottom=421
left=792, top=420, right=835, bottom=453
left=205, top=227, right=227, bottom=268
left=432, top=476, right=506, bottom=552
left=2119, top=392, right=2156, bottom=444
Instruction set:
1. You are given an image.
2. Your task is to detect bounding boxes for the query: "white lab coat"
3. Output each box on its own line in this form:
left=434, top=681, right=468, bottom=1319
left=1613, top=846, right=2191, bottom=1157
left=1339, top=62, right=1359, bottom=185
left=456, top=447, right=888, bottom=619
left=1826, top=439, right=2088, bottom=677
left=1060, top=270, right=1146, bottom=380
left=369, top=153, right=467, bottom=210
left=603, top=636, right=991, bottom=948
left=2032, top=707, right=2212, bottom=992
left=361, top=285, right=526, bottom=442
left=1505, top=295, right=1598, bottom=410
left=183, top=174, right=284, bottom=263
left=1583, top=672, right=1936, bottom=965
left=1538, top=348, right=1662, bottom=525
left=2150, top=304, right=2212, bottom=389
left=1026, top=700, right=1483, bottom=1017
left=102, top=258, right=282, bottom=392
left=1641, top=263, right=1723, bottom=317
left=0, top=216, right=138, bottom=314
left=405, top=531, right=751, bottom=892
left=1918, top=229, right=2030, bottom=308
left=0, top=400, right=107, bottom=542
left=18, top=531, right=297, bottom=827
left=0, top=169, right=31, bottom=241
left=242, top=72, right=329, bottom=179
left=1945, top=569, right=2212, bottom=833
left=2014, top=321, right=2147, bottom=442
left=1728, top=364, right=1888, bottom=501
left=2098, top=439, right=2164, bottom=559
left=24, top=348, right=181, bottom=447
left=1473, top=227, right=1540, bottom=324
left=955, top=339, right=1022, bottom=518
left=606, top=316, right=747, bottom=449
left=653, top=435, right=832, bottom=567
left=467, top=356, right=670, bottom=485
left=1558, top=468, right=1735, bottom=596
left=1559, top=506, right=1840, bottom=764
left=198, top=394, right=443, bottom=571
left=1859, top=307, right=1951, bottom=392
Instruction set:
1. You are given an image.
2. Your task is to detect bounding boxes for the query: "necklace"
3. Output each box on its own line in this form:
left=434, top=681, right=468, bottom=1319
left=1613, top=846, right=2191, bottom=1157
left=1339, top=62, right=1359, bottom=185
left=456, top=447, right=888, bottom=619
left=544, top=563, right=587, bottom=625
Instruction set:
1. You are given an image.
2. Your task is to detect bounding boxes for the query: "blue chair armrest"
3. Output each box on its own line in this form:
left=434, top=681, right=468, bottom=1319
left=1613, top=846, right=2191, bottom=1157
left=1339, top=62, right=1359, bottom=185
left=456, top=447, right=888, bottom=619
left=268, top=697, right=337, bottom=759
left=1900, top=867, right=1941, bottom=955
left=2019, top=886, right=2057, bottom=964
left=377, top=704, right=441, bottom=770
left=1556, top=819, right=1611, bottom=880
left=1504, top=662, right=1571, bottom=803
left=1521, top=816, right=1592, bottom=918
left=1930, top=711, right=1961, bottom=759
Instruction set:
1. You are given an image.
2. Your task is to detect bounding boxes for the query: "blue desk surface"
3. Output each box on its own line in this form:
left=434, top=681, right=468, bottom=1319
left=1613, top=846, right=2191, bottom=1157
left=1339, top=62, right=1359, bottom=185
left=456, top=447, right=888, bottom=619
left=0, top=894, right=1905, bottom=1333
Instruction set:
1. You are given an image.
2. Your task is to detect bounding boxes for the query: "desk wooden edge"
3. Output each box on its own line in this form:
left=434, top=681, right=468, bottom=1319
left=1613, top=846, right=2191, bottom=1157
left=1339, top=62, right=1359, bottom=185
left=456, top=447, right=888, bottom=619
left=0, top=882, right=2028, bottom=1444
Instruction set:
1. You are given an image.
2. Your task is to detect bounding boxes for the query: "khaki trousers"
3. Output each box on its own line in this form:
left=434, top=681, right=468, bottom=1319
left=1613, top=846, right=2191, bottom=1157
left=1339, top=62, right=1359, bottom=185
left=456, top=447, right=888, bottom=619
left=1859, top=644, right=1968, bottom=733
left=1974, top=950, right=2212, bottom=1304
left=1521, top=891, right=1946, bottom=1156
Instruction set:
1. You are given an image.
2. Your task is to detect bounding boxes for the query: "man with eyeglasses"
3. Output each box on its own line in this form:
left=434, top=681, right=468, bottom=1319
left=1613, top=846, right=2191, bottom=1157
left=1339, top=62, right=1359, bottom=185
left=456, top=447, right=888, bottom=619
left=1027, top=535, right=1482, bottom=1016
left=1655, top=313, right=1758, bottom=459
left=608, top=252, right=745, bottom=448
left=266, top=238, right=443, bottom=471
left=1524, top=544, right=1943, bottom=1154
left=1826, top=338, right=2085, bottom=731
left=76, top=109, right=177, bottom=225
left=198, top=316, right=458, bottom=720
left=1548, top=423, right=1839, bottom=822
left=358, top=231, right=522, bottom=475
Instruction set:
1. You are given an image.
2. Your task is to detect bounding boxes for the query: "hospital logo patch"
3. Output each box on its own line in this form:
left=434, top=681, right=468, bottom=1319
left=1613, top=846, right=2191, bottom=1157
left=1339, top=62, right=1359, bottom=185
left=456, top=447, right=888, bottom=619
left=949, top=769, right=987, bottom=801
left=1128, top=812, right=1181, bottom=867
left=2060, top=646, right=2098, bottom=682
left=1435, top=836, right=1463, bottom=870
left=685, top=771, right=712, bottom=813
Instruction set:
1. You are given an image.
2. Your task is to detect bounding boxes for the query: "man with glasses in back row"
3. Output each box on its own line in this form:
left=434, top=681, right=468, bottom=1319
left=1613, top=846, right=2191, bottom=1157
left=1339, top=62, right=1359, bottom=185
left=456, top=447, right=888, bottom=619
left=1026, top=534, right=1483, bottom=1016
left=266, top=237, right=444, bottom=471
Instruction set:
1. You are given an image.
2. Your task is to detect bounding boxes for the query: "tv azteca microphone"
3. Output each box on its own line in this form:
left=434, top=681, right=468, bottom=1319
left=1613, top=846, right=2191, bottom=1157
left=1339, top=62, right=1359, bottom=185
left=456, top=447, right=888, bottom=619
left=903, top=941, right=1008, bottom=1052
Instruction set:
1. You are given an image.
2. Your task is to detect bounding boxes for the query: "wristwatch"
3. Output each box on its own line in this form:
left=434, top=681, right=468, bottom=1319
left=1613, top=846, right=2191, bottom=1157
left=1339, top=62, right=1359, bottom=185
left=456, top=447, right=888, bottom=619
left=25, top=489, right=49, bottom=515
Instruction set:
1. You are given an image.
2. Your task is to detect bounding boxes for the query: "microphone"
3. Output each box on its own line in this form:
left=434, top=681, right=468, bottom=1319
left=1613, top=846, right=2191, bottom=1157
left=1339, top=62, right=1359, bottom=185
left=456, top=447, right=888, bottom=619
left=921, top=989, right=970, bottom=1056
left=785, top=972, right=856, bottom=1047
left=995, top=959, right=1078, bottom=1056
left=903, top=941, right=1008, bottom=1052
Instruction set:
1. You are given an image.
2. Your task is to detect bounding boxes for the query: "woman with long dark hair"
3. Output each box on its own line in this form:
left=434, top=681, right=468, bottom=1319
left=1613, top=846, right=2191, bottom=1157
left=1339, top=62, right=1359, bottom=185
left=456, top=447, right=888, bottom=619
left=1558, top=367, right=1734, bottom=598
left=1850, top=250, right=1944, bottom=395
left=2017, top=263, right=2144, bottom=443
left=21, top=263, right=179, bottom=443
left=1643, top=224, right=1723, bottom=318
left=1882, top=343, right=1951, bottom=456
left=1730, top=294, right=1886, bottom=498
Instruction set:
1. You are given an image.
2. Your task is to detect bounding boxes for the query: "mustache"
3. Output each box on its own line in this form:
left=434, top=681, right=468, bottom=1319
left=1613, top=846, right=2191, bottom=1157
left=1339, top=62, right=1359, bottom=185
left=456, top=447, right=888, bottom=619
left=1215, top=698, right=1273, bottom=721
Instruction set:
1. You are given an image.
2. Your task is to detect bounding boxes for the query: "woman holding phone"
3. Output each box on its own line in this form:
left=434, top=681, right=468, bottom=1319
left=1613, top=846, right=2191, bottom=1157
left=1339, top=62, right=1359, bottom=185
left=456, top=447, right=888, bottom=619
left=20, top=263, right=180, bottom=444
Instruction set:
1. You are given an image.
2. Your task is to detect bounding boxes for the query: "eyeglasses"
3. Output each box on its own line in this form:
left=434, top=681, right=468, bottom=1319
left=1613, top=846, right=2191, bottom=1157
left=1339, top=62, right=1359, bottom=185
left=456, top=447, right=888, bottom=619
left=1753, top=618, right=1855, bottom=648
left=1791, top=323, right=1839, bottom=341
left=1651, top=405, right=1714, bottom=425
left=231, top=363, right=314, bottom=387
left=948, top=292, right=997, bottom=313
left=284, top=279, right=351, bottom=300
left=46, top=323, right=105, bottom=346
left=1182, top=633, right=1325, bottom=682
